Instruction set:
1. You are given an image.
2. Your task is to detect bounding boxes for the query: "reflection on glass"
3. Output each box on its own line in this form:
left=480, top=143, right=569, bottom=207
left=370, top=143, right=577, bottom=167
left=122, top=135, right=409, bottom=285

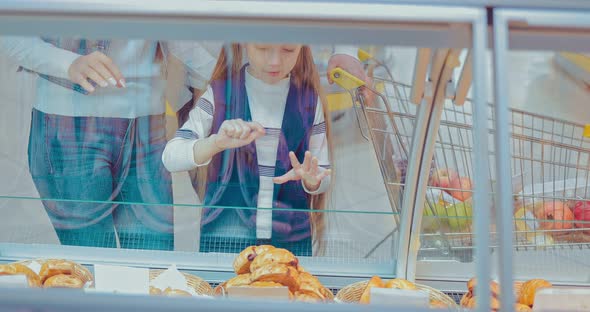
left=0, top=37, right=402, bottom=261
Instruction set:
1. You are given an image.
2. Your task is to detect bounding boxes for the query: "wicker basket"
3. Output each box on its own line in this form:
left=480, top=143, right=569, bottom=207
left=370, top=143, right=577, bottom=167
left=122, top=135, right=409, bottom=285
left=336, top=280, right=457, bottom=308
left=149, top=269, right=214, bottom=296
left=17, top=259, right=94, bottom=284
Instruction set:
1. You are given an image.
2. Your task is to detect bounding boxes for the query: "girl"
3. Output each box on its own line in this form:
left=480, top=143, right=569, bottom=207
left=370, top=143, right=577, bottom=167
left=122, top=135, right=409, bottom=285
left=162, top=43, right=333, bottom=256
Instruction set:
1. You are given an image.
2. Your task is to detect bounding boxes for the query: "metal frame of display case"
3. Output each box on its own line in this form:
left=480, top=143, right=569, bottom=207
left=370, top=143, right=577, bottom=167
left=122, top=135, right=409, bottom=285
left=0, top=0, right=490, bottom=293
left=492, top=9, right=590, bottom=312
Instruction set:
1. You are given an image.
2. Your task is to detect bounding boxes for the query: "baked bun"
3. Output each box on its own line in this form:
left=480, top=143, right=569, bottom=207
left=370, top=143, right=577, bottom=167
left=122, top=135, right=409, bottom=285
left=250, top=264, right=300, bottom=292
left=39, top=260, right=76, bottom=283
left=518, top=279, right=552, bottom=307
left=250, top=248, right=298, bottom=273
left=43, top=274, right=84, bottom=288
left=0, top=263, right=41, bottom=287
left=250, top=281, right=294, bottom=299
left=150, top=286, right=162, bottom=295
left=225, top=274, right=252, bottom=288
left=466, top=278, right=500, bottom=297
left=460, top=292, right=472, bottom=307
left=163, top=287, right=192, bottom=297
left=514, top=303, right=533, bottom=312
left=233, top=245, right=275, bottom=275
left=359, top=276, right=384, bottom=304
left=298, top=272, right=325, bottom=299
left=295, top=291, right=323, bottom=303
left=430, top=300, right=448, bottom=308
left=384, top=278, right=418, bottom=290
left=465, top=296, right=500, bottom=310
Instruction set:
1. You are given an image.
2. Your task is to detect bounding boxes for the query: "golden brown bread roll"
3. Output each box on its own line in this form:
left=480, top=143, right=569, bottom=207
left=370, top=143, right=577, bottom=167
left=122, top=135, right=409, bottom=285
left=0, top=263, right=41, bottom=288
left=233, top=245, right=275, bottom=275
left=149, top=286, right=162, bottom=295
left=163, top=287, right=192, bottom=297
left=518, top=279, right=552, bottom=307
left=467, top=277, right=476, bottom=294
left=465, top=296, right=500, bottom=310
left=250, top=264, right=300, bottom=292
left=384, top=278, right=418, bottom=290
left=39, top=260, right=76, bottom=283
left=514, top=281, right=524, bottom=299
left=359, top=276, right=385, bottom=304
left=298, top=272, right=325, bottom=300
left=250, top=248, right=298, bottom=273
left=460, top=292, right=472, bottom=307
left=514, top=303, right=533, bottom=312
left=249, top=281, right=294, bottom=299
left=225, top=273, right=252, bottom=288
left=43, top=274, right=84, bottom=288
left=214, top=282, right=227, bottom=296
left=295, top=291, right=323, bottom=303
left=429, top=299, right=448, bottom=309
left=467, top=278, right=500, bottom=297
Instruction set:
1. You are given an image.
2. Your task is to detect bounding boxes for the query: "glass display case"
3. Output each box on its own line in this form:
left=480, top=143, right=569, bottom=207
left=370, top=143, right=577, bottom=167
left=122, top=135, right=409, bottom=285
left=0, top=0, right=589, bottom=311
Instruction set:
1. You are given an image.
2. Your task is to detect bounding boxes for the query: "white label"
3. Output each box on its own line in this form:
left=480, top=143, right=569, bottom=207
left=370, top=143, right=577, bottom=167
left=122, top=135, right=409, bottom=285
left=533, top=288, right=590, bottom=312
left=370, top=288, right=429, bottom=308
left=93, top=264, right=149, bottom=295
left=226, top=286, right=290, bottom=301
left=0, top=275, right=28, bottom=288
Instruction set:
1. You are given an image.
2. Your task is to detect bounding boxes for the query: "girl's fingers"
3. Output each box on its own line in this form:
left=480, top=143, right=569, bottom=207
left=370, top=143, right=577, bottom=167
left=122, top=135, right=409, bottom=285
left=316, top=169, right=332, bottom=181
left=302, top=151, right=311, bottom=172
left=289, top=151, right=302, bottom=169
left=236, top=119, right=251, bottom=140
left=310, top=157, right=319, bottom=175
left=248, top=121, right=265, bottom=134
left=273, top=169, right=299, bottom=184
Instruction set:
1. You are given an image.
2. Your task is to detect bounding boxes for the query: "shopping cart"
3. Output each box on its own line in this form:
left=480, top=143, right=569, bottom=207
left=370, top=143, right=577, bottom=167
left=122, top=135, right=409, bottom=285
left=332, top=48, right=590, bottom=262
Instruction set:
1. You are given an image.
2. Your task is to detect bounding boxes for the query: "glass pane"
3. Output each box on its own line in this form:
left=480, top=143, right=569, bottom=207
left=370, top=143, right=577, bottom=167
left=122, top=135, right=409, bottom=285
left=0, top=37, right=420, bottom=275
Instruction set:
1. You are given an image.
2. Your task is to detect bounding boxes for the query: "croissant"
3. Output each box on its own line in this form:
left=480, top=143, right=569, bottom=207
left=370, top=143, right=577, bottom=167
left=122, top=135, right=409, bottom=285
left=250, top=264, right=300, bottom=292
left=233, top=245, right=275, bottom=275
left=384, top=278, right=418, bottom=290
left=43, top=274, right=84, bottom=288
left=39, top=260, right=76, bottom=283
left=163, top=287, right=192, bottom=297
left=460, top=292, right=472, bottom=307
left=518, top=279, right=552, bottom=307
left=514, top=303, right=533, bottom=312
left=295, top=291, right=323, bottom=303
left=359, top=276, right=384, bottom=304
left=250, top=248, right=298, bottom=273
left=429, top=300, right=448, bottom=308
left=298, top=272, right=325, bottom=300
left=467, top=277, right=500, bottom=297
left=225, top=273, right=252, bottom=288
left=0, top=263, right=41, bottom=287
left=514, top=281, right=524, bottom=299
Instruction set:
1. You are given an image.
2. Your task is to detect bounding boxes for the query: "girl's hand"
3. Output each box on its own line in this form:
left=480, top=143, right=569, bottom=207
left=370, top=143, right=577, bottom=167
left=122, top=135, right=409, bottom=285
left=68, top=51, right=125, bottom=93
left=213, top=119, right=265, bottom=150
left=273, top=151, right=331, bottom=192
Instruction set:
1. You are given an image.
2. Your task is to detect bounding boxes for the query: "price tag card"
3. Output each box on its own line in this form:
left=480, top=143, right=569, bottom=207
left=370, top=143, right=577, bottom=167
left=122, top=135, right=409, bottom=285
left=533, top=288, right=590, bottom=312
left=0, top=275, right=28, bottom=288
left=226, top=286, right=290, bottom=301
left=370, top=287, right=429, bottom=308
left=93, top=264, right=149, bottom=295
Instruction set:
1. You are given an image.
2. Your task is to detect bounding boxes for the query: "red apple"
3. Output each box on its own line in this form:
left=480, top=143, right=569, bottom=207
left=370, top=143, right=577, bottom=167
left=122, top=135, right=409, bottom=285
left=448, top=176, right=473, bottom=201
left=430, top=168, right=459, bottom=189
left=573, top=200, right=590, bottom=234
left=534, top=201, right=574, bottom=235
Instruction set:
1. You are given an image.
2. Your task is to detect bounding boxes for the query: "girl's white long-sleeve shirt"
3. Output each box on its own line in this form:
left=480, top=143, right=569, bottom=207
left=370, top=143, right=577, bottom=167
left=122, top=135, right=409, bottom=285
left=162, top=67, right=331, bottom=239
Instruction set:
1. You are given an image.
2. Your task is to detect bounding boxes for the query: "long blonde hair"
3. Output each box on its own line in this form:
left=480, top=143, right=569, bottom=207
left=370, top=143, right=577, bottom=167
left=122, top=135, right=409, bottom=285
left=190, top=44, right=333, bottom=253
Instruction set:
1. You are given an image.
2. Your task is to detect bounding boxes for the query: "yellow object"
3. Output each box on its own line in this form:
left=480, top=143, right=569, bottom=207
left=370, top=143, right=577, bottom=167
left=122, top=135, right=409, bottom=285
left=513, top=207, right=554, bottom=247
left=329, top=68, right=365, bottom=91
left=326, top=92, right=354, bottom=112
left=357, top=49, right=373, bottom=63
left=584, top=124, right=590, bottom=138
left=165, top=101, right=176, bottom=117
left=560, top=52, right=590, bottom=74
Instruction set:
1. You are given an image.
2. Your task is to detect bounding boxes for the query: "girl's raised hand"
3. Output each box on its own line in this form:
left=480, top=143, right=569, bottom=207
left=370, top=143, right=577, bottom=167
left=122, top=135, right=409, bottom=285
left=214, top=119, right=265, bottom=150
left=273, top=151, right=331, bottom=192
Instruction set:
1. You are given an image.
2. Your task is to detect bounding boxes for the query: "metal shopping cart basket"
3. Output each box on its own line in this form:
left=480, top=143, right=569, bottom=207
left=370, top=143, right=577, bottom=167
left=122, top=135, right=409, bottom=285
left=331, top=48, right=590, bottom=262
